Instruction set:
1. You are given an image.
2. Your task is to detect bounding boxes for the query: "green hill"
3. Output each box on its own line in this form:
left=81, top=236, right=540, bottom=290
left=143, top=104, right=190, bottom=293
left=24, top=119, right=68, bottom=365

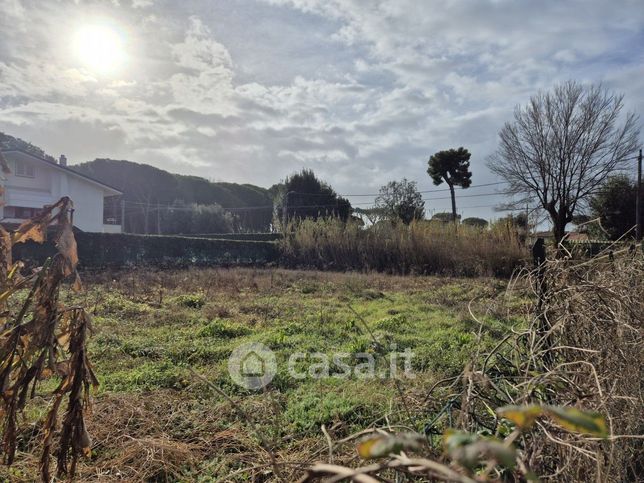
left=0, top=132, right=274, bottom=232
left=74, top=159, right=274, bottom=232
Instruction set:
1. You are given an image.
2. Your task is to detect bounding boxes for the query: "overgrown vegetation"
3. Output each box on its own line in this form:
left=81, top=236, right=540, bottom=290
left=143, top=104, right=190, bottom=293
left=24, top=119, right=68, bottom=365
left=0, top=268, right=515, bottom=481
left=299, top=246, right=643, bottom=481
left=1, top=247, right=640, bottom=481
left=0, top=192, right=638, bottom=482
left=281, top=218, right=527, bottom=277
left=0, top=197, right=97, bottom=481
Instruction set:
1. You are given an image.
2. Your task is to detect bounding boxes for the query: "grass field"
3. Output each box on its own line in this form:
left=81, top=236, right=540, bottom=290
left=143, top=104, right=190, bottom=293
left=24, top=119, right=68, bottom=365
left=3, top=268, right=526, bottom=481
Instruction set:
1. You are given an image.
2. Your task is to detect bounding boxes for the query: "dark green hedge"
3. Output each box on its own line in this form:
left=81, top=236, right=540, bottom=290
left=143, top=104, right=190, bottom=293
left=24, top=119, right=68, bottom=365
left=13, top=232, right=279, bottom=269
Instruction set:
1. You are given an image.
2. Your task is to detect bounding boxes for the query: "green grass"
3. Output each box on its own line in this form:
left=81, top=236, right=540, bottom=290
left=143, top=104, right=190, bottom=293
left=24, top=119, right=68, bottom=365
left=3, top=268, right=526, bottom=481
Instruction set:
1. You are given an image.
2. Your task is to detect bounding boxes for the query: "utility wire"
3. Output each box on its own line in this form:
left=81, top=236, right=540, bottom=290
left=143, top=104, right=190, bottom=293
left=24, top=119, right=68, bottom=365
left=292, top=181, right=510, bottom=198
left=116, top=151, right=641, bottom=214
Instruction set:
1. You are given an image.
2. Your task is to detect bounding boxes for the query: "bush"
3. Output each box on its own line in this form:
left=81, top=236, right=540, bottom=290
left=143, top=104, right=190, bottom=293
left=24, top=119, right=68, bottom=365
left=280, top=218, right=527, bottom=277
left=462, top=217, right=488, bottom=228
left=173, top=293, right=206, bottom=309
left=196, top=319, right=250, bottom=338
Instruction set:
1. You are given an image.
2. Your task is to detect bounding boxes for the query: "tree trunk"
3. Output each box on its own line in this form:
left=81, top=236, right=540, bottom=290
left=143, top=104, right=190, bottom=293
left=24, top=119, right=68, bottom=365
left=449, top=183, right=457, bottom=223
left=551, top=211, right=568, bottom=247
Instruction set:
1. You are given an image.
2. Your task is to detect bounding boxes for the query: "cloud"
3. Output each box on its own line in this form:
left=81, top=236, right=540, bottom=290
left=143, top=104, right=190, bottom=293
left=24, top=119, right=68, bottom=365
left=131, top=0, right=153, bottom=7
left=1, top=0, right=26, bottom=19
left=169, top=17, right=236, bottom=114
left=0, top=0, right=642, bottom=220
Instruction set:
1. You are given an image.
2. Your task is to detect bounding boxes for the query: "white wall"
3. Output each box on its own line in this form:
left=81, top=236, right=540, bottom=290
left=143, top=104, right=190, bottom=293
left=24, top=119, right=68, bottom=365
left=4, top=151, right=53, bottom=208
left=1, top=151, right=117, bottom=233
left=64, top=175, right=105, bottom=232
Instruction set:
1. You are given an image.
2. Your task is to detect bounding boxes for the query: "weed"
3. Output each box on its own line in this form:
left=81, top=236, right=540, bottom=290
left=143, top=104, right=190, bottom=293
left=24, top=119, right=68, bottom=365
left=173, top=293, right=206, bottom=309
left=196, top=319, right=251, bottom=338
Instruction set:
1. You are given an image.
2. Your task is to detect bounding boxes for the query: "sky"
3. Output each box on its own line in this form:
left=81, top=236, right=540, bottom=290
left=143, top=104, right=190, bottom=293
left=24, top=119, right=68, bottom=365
left=0, top=0, right=643, bottom=220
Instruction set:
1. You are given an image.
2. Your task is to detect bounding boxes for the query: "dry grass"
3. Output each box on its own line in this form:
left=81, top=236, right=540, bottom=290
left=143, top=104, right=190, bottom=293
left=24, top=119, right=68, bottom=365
left=280, top=218, right=527, bottom=277
left=1, top=267, right=514, bottom=481
left=292, top=248, right=643, bottom=481
left=517, top=251, right=644, bottom=481
left=3, top=246, right=637, bottom=481
left=6, top=389, right=403, bottom=482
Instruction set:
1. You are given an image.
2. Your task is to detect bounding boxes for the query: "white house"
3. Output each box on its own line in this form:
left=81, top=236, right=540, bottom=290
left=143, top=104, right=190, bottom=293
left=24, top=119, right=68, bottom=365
left=0, top=148, right=122, bottom=233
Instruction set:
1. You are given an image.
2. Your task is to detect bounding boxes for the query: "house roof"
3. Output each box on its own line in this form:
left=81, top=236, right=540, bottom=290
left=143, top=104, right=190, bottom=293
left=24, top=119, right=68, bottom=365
left=0, top=148, right=123, bottom=196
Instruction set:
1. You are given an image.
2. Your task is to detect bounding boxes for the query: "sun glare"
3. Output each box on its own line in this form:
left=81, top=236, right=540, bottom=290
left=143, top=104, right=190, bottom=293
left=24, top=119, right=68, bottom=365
left=73, top=23, right=125, bottom=74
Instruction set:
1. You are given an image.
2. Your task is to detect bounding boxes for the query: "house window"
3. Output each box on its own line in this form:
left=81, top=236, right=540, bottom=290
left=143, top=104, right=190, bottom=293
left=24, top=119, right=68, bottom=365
left=15, top=160, right=35, bottom=178
left=3, top=206, right=43, bottom=219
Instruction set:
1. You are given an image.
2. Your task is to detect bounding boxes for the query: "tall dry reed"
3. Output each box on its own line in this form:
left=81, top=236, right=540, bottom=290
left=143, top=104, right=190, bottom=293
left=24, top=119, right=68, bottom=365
left=280, top=219, right=527, bottom=277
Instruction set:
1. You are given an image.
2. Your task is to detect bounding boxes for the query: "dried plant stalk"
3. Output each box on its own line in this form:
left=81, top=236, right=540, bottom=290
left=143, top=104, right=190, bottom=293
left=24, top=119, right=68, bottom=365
left=0, top=196, right=97, bottom=482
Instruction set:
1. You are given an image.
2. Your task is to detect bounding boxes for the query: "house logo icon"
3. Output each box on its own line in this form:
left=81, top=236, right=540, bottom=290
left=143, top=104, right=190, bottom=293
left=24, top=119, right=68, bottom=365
left=228, top=342, right=276, bottom=390
left=241, top=350, right=265, bottom=377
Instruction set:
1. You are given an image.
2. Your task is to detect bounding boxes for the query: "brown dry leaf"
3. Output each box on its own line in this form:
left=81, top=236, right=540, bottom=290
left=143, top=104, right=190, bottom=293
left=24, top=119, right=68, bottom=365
left=56, top=221, right=78, bottom=276
left=72, top=271, right=83, bottom=292
left=0, top=227, right=12, bottom=290
left=12, top=218, right=48, bottom=244
left=0, top=196, right=96, bottom=481
left=19, top=334, right=31, bottom=351
left=79, top=429, right=92, bottom=458
left=57, top=332, right=71, bottom=351
left=85, top=358, right=99, bottom=388
left=11, top=197, right=68, bottom=245
left=55, top=360, right=71, bottom=378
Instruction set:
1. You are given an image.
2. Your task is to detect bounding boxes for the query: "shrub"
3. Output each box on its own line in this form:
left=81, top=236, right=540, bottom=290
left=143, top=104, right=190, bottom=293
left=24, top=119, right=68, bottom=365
left=196, top=319, right=250, bottom=338
left=462, top=217, right=488, bottom=228
left=173, top=293, right=206, bottom=309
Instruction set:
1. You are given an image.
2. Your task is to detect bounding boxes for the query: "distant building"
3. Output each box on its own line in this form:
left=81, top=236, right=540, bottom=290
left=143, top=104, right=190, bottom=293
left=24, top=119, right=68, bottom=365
left=0, top=148, right=122, bottom=233
left=565, top=232, right=590, bottom=242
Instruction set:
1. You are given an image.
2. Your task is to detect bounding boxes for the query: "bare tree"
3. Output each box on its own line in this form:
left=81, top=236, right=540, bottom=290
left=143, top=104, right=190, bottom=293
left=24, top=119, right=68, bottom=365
left=488, top=81, right=640, bottom=244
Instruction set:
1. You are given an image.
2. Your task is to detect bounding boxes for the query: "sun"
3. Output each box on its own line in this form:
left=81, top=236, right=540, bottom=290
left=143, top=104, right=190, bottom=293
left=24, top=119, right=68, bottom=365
left=73, top=24, right=125, bottom=74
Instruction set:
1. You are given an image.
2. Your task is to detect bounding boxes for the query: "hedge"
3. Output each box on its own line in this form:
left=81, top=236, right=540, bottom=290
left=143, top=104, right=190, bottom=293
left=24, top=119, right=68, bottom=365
left=185, top=233, right=283, bottom=242
left=13, top=232, right=279, bottom=269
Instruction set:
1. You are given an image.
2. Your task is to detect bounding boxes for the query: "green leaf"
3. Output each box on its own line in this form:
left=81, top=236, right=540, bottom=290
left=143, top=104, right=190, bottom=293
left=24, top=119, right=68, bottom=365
left=524, top=469, right=541, bottom=482
left=469, top=440, right=516, bottom=469
left=357, top=433, right=423, bottom=459
left=544, top=406, right=608, bottom=438
left=443, top=429, right=478, bottom=451
left=497, top=405, right=544, bottom=430
left=444, top=430, right=516, bottom=470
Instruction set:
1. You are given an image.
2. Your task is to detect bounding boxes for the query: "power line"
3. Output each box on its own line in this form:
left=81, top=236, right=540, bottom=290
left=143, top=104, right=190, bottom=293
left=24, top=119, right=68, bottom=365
left=292, top=155, right=640, bottom=199
left=118, top=188, right=521, bottom=214
left=292, top=181, right=510, bottom=198
left=117, top=152, right=641, bottom=215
